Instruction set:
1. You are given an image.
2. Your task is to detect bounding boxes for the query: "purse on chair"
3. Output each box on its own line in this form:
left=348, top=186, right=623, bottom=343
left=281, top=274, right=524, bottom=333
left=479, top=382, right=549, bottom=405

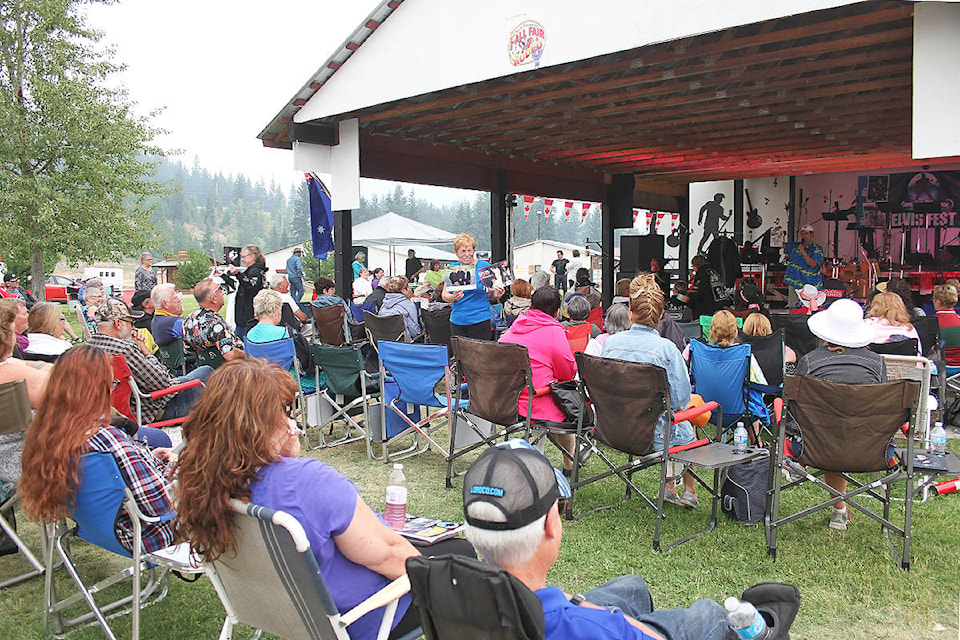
left=548, top=380, right=594, bottom=426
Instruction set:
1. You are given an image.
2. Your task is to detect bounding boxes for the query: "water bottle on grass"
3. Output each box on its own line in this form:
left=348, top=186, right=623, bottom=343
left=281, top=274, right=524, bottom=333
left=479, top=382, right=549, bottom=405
left=385, top=463, right=407, bottom=530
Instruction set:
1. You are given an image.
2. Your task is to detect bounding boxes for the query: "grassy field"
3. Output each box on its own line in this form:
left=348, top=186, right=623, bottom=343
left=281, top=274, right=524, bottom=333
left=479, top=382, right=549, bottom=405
left=0, top=418, right=957, bottom=639
left=4, top=306, right=958, bottom=638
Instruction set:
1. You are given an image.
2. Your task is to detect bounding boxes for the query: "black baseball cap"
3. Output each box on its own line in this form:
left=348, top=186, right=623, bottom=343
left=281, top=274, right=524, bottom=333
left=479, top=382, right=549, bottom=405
left=3, top=273, right=18, bottom=283
left=463, top=439, right=571, bottom=531
left=130, top=289, right=151, bottom=311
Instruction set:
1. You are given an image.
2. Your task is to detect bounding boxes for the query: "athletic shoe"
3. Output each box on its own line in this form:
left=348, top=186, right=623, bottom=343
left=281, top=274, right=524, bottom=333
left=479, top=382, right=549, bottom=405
left=828, top=507, right=849, bottom=530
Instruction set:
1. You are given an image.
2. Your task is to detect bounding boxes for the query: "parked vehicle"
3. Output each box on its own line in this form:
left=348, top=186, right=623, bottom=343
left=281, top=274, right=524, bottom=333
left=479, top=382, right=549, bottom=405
left=44, top=274, right=82, bottom=302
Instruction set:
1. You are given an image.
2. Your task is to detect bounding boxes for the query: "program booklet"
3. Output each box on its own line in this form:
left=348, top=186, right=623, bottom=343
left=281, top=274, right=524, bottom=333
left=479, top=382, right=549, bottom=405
left=477, top=260, right=514, bottom=292
left=399, top=515, right=464, bottom=545
left=443, top=267, right=476, bottom=293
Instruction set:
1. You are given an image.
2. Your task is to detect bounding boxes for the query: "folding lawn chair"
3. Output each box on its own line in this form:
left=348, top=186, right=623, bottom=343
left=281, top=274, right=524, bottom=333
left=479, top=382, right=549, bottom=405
left=586, top=305, right=603, bottom=333
left=563, top=323, right=591, bottom=356
left=688, top=340, right=759, bottom=432
left=310, top=343, right=377, bottom=452
left=365, top=310, right=408, bottom=350
left=311, top=303, right=353, bottom=347
left=44, top=452, right=203, bottom=640
left=867, top=338, right=920, bottom=357
left=446, top=338, right=534, bottom=487
left=204, top=499, right=419, bottom=640
left=765, top=376, right=921, bottom=569
left=421, top=306, right=453, bottom=354
left=191, top=344, right=227, bottom=370
left=0, top=379, right=47, bottom=589
left=375, top=341, right=467, bottom=463
left=573, top=353, right=765, bottom=551
left=406, top=554, right=544, bottom=640
left=111, top=354, right=204, bottom=430
left=769, top=313, right=818, bottom=359
left=244, top=331, right=311, bottom=431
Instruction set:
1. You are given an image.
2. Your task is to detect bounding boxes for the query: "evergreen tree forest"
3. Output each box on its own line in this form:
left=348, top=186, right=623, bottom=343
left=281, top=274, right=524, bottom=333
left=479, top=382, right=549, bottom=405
left=147, top=156, right=603, bottom=257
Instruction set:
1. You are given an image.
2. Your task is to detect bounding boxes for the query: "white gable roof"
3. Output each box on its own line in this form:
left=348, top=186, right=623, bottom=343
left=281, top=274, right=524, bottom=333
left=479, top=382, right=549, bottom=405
left=295, top=0, right=857, bottom=123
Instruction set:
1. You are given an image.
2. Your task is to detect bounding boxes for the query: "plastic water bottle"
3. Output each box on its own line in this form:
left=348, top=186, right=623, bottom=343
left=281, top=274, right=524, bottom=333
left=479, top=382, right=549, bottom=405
left=385, top=463, right=408, bottom=531
left=931, top=421, right=947, bottom=456
left=725, top=597, right=770, bottom=639
left=733, top=422, right=749, bottom=454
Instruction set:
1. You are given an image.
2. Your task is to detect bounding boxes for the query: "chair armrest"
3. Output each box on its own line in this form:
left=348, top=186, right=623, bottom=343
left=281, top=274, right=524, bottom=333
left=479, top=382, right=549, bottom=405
left=146, top=378, right=203, bottom=400
left=774, top=398, right=784, bottom=424
left=534, top=386, right=551, bottom=397
left=146, top=416, right=187, bottom=430
left=671, top=401, right=718, bottom=425
left=340, top=574, right=411, bottom=627
left=667, top=438, right=710, bottom=454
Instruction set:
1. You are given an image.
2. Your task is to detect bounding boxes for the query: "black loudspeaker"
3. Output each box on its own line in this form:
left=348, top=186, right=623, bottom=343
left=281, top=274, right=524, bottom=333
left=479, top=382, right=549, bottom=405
left=620, top=235, right=664, bottom=274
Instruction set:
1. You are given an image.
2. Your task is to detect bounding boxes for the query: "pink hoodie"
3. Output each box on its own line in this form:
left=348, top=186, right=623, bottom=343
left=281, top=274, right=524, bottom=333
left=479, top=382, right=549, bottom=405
left=499, top=309, right=577, bottom=422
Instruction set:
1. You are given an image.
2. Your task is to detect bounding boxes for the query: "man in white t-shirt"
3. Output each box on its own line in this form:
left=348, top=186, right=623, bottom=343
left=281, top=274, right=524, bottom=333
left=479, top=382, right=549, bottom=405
left=267, top=272, right=308, bottom=331
left=566, top=249, right=584, bottom=289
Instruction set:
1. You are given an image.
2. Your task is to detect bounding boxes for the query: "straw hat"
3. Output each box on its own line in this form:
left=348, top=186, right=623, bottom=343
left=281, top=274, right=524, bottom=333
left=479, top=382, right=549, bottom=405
left=806, top=298, right=873, bottom=348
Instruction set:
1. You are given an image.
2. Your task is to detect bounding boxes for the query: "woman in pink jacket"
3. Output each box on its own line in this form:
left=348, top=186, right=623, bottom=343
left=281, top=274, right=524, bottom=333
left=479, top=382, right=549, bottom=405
left=499, top=285, right=578, bottom=474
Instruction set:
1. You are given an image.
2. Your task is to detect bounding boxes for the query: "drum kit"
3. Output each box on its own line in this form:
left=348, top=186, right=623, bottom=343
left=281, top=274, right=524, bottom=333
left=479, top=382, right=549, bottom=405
left=822, top=258, right=878, bottom=299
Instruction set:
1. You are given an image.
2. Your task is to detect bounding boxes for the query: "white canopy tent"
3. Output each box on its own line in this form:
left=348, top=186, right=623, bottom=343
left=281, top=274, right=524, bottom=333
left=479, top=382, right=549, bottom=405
left=352, top=212, right=458, bottom=275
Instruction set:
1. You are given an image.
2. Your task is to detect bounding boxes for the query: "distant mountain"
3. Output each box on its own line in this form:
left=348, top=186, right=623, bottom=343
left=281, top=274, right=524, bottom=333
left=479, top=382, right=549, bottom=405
left=145, top=156, right=601, bottom=257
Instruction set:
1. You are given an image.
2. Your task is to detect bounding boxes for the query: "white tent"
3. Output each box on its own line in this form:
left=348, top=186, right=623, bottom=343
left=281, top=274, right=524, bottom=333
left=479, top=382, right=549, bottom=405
left=352, top=212, right=458, bottom=275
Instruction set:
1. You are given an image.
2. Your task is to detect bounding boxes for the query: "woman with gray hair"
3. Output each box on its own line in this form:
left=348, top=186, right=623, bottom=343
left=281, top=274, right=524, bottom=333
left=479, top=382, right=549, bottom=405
left=560, top=294, right=600, bottom=338
left=246, top=289, right=315, bottom=390
left=378, top=276, right=423, bottom=341
left=134, top=252, right=157, bottom=292
left=352, top=251, right=366, bottom=279
left=584, top=303, right=630, bottom=356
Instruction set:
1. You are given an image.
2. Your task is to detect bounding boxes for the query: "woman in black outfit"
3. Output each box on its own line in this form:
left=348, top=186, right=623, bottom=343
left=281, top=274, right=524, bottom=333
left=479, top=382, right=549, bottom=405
left=224, top=244, right=267, bottom=338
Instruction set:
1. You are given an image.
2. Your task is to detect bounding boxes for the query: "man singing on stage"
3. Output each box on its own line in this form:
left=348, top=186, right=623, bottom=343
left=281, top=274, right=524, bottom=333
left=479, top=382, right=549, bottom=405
left=784, top=224, right=824, bottom=307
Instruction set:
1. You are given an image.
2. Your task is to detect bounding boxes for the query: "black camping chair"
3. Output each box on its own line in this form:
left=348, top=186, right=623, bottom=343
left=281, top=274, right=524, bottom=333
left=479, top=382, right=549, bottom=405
left=769, top=313, right=818, bottom=359
left=421, top=306, right=453, bottom=355
left=867, top=338, right=919, bottom=357
left=406, top=554, right=544, bottom=640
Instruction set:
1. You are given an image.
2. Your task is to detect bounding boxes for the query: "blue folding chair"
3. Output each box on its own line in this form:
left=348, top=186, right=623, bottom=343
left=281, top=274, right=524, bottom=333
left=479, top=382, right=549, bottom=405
left=688, top=340, right=756, bottom=434
left=375, top=341, right=468, bottom=462
left=44, top=452, right=203, bottom=640
left=245, top=331, right=314, bottom=431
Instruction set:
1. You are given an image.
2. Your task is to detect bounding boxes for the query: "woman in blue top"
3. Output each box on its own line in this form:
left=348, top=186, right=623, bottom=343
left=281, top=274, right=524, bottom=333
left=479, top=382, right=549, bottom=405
left=441, top=232, right=504, bottom=340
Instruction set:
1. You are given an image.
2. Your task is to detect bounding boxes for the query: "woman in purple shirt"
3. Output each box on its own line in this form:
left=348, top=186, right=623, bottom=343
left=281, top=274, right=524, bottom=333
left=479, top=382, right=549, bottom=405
left=174, top=359, right=470, bottom=640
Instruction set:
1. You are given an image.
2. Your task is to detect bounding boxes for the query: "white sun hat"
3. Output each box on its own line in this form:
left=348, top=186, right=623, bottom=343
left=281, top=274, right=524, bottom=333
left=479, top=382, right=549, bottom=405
left=806, top=298, right=873, bottom=348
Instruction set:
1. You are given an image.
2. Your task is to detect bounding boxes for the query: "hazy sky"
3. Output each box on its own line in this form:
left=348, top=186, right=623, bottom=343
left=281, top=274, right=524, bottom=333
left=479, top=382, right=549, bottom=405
left=84, top=0, right=476, bottom=202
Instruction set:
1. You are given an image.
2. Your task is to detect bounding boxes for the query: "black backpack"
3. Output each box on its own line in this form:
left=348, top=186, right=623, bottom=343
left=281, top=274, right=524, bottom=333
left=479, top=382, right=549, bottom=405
left=721, top=456, right=770, bottom=525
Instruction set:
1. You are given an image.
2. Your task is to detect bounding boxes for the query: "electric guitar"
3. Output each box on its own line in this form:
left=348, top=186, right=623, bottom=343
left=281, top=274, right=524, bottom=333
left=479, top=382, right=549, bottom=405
left=745, top=189, right=762, bottom=229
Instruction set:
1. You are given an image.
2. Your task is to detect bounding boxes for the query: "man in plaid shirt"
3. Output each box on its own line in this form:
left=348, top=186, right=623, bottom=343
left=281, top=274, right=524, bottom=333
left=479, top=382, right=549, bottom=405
left=88, top=299, right=212, bottom=423
left=86, top=425, right=174, bottom=553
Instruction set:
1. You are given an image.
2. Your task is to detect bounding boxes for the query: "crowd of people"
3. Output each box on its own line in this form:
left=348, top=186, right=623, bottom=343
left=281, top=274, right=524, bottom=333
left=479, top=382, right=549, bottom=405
left=3, top=230, right=951, bottom=640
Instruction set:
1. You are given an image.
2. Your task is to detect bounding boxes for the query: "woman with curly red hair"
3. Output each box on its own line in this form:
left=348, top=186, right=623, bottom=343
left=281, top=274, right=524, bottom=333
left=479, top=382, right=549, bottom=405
left=174, top=359, right=470, bottom=640
left=19, top=345, right=176, bottom=553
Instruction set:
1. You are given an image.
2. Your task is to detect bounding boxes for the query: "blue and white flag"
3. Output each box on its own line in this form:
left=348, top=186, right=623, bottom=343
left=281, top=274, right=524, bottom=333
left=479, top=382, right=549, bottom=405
left=308, top=173, right=334, bottom=260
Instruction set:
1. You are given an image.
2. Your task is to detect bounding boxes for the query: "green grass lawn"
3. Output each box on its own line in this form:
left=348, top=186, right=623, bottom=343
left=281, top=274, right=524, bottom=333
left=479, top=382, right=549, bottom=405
left=1, top=420, right=957, bottom=640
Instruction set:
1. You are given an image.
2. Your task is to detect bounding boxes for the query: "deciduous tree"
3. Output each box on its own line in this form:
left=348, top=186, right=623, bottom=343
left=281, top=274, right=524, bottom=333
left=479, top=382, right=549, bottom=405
left=0, top=0, right=169, bottom=300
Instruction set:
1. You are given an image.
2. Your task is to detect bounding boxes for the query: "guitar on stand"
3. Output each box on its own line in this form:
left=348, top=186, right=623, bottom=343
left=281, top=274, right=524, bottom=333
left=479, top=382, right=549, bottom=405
left=745, top=189, right=762, bottom=230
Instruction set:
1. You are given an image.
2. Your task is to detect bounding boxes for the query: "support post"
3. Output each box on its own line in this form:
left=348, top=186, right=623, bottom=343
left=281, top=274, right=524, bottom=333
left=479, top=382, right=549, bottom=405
left=334, top=210, right=353, bottom=301
left=490, top=168, right=508, bottom=263
left=604, top=173, right=635, bottom=308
